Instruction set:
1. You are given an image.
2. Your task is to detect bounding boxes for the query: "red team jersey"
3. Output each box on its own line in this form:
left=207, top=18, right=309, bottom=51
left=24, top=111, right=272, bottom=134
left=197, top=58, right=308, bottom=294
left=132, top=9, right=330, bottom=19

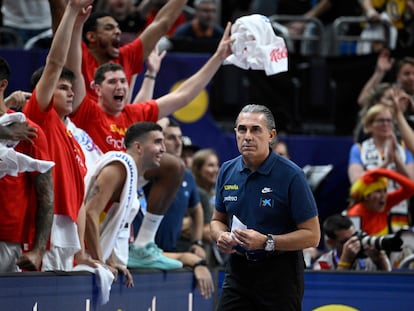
left=0, top=111, right=51, bottom=247
left=24, top=91, right=87, bottom=222
left=81, top=37, right=144, bottom=101
left=71, top=95, right=159, bottom=152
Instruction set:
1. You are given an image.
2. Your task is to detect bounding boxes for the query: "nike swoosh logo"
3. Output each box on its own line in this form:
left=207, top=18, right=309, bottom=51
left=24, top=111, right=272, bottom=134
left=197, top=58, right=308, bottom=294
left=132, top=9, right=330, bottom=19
left=261, top=188, right=272, bottom=194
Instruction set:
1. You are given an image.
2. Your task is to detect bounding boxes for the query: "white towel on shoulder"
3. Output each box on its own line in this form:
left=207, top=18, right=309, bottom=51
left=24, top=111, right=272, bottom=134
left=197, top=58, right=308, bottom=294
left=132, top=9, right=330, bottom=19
left=224, top=14, right=288, bottom=76
left=84, top=151, right=140, bottom=265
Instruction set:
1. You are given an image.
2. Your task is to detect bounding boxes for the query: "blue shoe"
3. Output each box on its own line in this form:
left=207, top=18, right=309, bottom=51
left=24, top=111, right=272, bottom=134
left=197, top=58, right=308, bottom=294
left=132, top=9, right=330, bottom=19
left=128, top=242, right=183, bottom=270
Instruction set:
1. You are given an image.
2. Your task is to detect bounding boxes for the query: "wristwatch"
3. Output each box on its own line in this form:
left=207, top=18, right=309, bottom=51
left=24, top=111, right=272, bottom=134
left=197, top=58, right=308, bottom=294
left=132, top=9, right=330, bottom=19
left=192, top=240, right=204, bottom=247
left=264, top=234, right=275, bottom=251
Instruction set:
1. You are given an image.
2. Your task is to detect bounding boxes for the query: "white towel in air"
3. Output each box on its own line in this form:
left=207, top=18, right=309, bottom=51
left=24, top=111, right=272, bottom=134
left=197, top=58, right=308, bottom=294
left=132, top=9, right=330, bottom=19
left=224, top=14, right=288, bottom=76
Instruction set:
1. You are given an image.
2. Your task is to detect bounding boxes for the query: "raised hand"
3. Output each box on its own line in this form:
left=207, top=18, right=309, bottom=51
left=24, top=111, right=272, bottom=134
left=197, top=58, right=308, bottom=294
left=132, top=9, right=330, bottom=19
left=215, top=22, right=233, bottom=61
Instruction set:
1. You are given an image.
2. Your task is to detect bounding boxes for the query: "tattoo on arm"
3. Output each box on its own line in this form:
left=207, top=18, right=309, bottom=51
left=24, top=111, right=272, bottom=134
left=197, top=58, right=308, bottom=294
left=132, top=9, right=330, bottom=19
left=85, top=181, right=100, bottom=204
left=33, top=169, right=54, bottom=253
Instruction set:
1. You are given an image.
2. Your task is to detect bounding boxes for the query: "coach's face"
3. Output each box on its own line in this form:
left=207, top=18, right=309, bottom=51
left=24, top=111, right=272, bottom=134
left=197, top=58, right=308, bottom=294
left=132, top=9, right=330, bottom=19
left=235, top=112, right=275, bottom=168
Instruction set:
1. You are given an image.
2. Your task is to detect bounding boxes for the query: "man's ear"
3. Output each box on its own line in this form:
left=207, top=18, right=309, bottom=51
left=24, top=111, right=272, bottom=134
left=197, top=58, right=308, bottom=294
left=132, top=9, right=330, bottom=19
left=0, top=79, right=8, bottom=92
left=85, top=31, right=97, bottom=45
left=269, top=128, right=277, bottom=142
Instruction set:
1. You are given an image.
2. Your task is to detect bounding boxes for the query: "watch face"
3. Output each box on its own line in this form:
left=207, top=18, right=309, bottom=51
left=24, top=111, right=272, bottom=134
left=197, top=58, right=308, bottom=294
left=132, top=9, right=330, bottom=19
left=265, top=237, right=274, bottom=251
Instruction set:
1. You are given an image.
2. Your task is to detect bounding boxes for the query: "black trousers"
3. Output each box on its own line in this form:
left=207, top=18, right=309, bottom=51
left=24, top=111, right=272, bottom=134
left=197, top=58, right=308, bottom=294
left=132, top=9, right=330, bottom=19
left=216, top=251, right=305, bottom=311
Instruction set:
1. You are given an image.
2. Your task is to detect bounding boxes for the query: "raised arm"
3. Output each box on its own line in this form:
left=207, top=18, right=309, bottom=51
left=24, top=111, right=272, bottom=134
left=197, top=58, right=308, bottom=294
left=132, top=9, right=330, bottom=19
left=156, top=22, right=232, bottom=118
left=66, top=3, right=92, bottom=113
left=139, top=0, right=188, bottom=60
left=36, top=0, right=93, bottom=111
left=357, top=49, right=394, bottom=106
left=133, top=45, right=166, bottom=103
left=392, top=89, right=414, bottom=154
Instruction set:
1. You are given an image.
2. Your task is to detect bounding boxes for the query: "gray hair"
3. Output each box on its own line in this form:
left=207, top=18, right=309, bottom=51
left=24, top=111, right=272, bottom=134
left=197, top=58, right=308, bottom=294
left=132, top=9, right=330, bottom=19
left=236, top=104, right=276, bottom=131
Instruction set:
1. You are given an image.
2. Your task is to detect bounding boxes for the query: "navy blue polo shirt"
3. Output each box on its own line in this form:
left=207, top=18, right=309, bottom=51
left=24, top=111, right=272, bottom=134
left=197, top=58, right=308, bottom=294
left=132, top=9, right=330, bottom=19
left=215, top=151, right=318, bottom=235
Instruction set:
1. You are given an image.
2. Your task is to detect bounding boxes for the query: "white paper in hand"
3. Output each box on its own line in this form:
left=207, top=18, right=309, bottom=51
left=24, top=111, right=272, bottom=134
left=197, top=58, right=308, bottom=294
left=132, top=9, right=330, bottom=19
left=230, top=215, right=247, bottom=239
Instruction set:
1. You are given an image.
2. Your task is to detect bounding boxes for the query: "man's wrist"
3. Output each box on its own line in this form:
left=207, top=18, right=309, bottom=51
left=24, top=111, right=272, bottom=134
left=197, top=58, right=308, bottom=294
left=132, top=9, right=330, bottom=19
left=144, top=73, right=156, bottom=80
left=192, top=239, right=204, bottom=247
left=193, top=259, right=207, bottom=269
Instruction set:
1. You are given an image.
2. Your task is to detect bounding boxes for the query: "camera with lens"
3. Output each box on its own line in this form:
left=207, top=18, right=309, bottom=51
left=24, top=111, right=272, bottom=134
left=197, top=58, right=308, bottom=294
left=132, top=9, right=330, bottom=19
left=354, top=231, right=403, bottom=258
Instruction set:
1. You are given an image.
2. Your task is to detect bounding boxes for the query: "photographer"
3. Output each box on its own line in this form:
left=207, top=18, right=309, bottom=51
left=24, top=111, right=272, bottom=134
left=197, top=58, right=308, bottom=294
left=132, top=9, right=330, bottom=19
left=314, top=214, right=392, bottom=271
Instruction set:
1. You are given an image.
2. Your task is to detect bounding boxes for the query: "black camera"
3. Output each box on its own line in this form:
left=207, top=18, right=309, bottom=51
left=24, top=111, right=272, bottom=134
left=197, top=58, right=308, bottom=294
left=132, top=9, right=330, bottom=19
left=354, top=231, right=403, bottom=258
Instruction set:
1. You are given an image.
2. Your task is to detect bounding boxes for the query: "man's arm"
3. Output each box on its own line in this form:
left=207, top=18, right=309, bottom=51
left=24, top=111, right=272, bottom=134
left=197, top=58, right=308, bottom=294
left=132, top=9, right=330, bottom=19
left=187, top=203, right=206, bottom=258
left=17, top=169, right=54, bottom=271
left=164, top=251, right=214, bottom=299
left=36, top=0, right=93, bottom=111
left=139, top=0, right=188, bottom=60
left=83, top=162, right=127, bottom=263
left=132, top=45, right=166, bottom=103
left=65, top=1, right=92, bottom=113
left=357, top=49, right=394, bottom=106
left=143, top=153, right=185, bottom=214
left=155, top=22, right=232, bottom=118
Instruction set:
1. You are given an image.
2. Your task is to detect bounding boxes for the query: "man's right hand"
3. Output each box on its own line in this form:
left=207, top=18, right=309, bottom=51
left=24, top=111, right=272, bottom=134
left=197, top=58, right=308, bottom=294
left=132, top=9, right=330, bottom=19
left=341, top=235, right=361, bottom=263
left=2, top=122, right=38, bottom=144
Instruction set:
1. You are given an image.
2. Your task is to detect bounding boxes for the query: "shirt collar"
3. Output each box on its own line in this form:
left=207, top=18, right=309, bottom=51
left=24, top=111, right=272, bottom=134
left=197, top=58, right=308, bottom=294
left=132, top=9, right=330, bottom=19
left=237, top=149, right=277, bottom=175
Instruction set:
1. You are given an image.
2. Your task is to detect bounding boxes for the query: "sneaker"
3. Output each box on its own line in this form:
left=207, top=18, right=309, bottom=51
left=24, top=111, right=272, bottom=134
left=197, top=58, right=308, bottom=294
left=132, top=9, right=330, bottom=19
left=127, top=242, right=183, bottom=270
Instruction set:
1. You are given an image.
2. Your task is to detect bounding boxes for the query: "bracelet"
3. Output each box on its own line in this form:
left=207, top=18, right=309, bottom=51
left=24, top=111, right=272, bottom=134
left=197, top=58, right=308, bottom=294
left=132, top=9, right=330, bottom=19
left=144, top=74, right=156, bottom=80
left=337, top=261, right=351, bottom=268
left=192, top=240, right=204, bottom=247
left=193, top=259, right=207, bottom=269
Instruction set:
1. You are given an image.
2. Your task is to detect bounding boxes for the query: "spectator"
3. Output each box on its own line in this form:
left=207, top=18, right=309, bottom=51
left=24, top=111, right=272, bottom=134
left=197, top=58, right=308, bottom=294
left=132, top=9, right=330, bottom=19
left=313, top=214, right=391, bottom=271
left=272, top=140, right=290, bottom=158
left=182, top=148, right=222, bottom=266
left=181, top=135, right=200, bottom=169
left=353, top=81, right=412, bottom=143
left=392, top=87, right=414, bottom=154
left=211, top=104, right=320, bottom=310
left=23, top=0, right=92, bottom=271
left=1, top=0, right=52, bottom=47
left=172, top=0, right=224, bottom=52
left=348, top=104, right=414, bottom=232
left=359, top=0, right=409, bottom=53
left=0, top=57, right=54, bottom=272
left=347, top=168, right=414, bottom=236
left=357, top=50, right=414, bottom=104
